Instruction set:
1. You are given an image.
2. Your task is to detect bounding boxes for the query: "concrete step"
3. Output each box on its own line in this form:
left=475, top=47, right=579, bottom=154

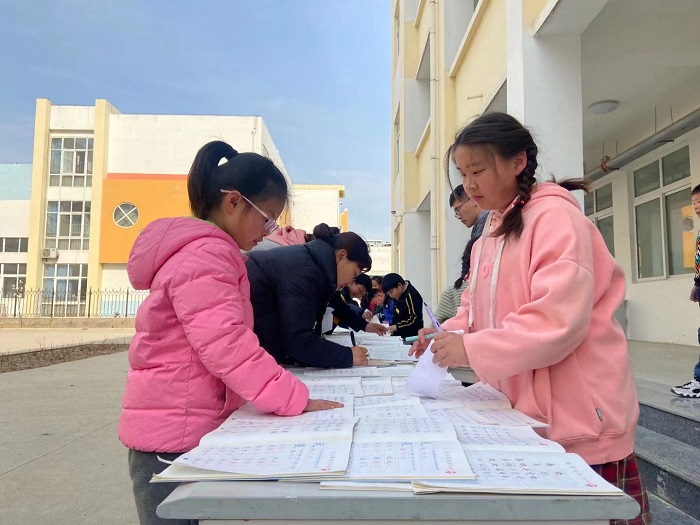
left=636, top=378, right=700, bottom=448
left=635, top=426, right=700, bottom=520
left=649, top=493, right=700, bottom=525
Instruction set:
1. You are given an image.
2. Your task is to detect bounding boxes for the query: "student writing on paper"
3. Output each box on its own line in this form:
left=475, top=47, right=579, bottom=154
left=410, top=113, right=650, bottom=525
left=246, top=223, right=374, bottom=368
left=118, top=141, right=342, bottom=525
left=383, top=273, right=424, bottom=338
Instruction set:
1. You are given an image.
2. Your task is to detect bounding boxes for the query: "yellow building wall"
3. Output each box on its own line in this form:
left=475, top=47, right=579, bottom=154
left=415, top=128, right=432, bottom=208
left=452, top=0, right=507, bottom=127
left=523, top=0, right=550, bottom=28
left=100, top=175, right=190, bottom=263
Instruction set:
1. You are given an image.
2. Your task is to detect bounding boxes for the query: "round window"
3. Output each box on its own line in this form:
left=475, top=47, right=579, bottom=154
left=113, top=203, right=139, bottom=228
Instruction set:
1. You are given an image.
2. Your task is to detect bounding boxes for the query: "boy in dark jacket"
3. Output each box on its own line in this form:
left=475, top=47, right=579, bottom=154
left=382, top=273, right=424, bottom=338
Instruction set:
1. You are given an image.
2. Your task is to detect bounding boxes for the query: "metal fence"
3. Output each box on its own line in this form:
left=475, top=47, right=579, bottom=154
left=0, top=289, right=149, bottom=318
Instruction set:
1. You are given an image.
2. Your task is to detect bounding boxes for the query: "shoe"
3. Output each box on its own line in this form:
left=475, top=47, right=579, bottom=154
left=670, top=379, right=700, bottom=398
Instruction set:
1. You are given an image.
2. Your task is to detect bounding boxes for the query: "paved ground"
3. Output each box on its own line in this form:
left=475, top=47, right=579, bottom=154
left=0, top=328, right=134, bottom=354
left=0, top=336, right=698, bottom=525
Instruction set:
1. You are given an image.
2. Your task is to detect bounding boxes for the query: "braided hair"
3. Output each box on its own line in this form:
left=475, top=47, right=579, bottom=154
left=445, top=112, right=588, bottom=241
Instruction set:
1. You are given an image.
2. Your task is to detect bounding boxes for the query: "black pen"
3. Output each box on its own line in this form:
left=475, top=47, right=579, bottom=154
left=350, top=331, right=356, bottom=346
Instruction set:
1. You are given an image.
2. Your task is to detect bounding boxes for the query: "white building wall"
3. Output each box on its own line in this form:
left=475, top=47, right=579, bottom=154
left=107, top=115, right=261, bottom=175
left=368, top=245, right=392, bottom=277
left=402, top=210, right=432, bottom=307
left=50, top=105, right=95, bottom=131
left=291, top=187, right=342, bottom=232
left=101, top=263, right=132, bottom=290
left=0, top=201, right=30, bottom=266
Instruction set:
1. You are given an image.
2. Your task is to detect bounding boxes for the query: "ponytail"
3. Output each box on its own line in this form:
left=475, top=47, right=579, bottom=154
left=187, top=140, right=289, bottom=220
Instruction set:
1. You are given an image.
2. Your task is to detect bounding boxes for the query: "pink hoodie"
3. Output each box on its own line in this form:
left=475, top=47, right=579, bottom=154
left=442, top=183, right=638, bottom=465
left=118, top=217, right=309, bottom=453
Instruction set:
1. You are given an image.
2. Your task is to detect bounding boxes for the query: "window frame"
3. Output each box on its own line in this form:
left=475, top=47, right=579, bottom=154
left=629, top=143, right=693, bottom=282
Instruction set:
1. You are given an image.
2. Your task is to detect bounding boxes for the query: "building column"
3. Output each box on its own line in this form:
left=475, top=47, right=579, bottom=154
left=505, top=0, right=606, bottom=191
left=25, top=99, right=52, bottom=291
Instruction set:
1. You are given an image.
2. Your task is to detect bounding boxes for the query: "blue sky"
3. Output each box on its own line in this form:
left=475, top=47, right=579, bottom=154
left=0, top=0, right=391, bottom=240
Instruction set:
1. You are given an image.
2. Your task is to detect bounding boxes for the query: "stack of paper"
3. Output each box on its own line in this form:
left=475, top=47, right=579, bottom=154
left=412, top=451, right=623, bottom=496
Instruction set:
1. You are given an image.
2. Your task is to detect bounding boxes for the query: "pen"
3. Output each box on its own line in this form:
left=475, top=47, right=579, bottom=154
left=350, top=331, right=356, bottom=346
left=404, top=329, right=465, bottom=343
left=424, top=304, right=443, bottom=332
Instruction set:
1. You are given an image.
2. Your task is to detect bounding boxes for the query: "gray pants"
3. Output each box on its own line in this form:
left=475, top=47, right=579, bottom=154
left=128, top=449, right=197, bottom=525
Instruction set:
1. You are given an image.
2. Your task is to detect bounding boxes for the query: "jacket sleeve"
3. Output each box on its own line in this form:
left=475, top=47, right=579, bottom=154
left=395, top=288, right=424, bottom=337
left=279, top=267, right=354, bottom=368
left=695, top=231, right=700, bottom=286
left=463, top=207, right=596, bottom=384
left=169, top=243, right=309, bottom=416
left=330, top=292, right=369, bottom=332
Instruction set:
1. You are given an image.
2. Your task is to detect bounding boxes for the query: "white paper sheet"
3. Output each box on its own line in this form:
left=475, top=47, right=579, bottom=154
left=405, top=341, right=447, bottom=398
left=353, top=417, right=457, bottom=443
left=174, top=441, right=352, bottom=477
left=343, top=440, right=475, bottom=480
left=454, top=424, right=564, bottom=452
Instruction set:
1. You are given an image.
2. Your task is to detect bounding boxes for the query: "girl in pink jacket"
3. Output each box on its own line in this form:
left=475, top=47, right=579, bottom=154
left=411, top=113, right=650, bottom=525
left=118, top=140, right=341, bottom=525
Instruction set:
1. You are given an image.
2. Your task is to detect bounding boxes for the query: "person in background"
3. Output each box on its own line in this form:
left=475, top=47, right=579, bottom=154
left=246, top=223, right=374, bottom=368
left=673, top=183, right=700, bottom=398
left=382, top=272, right=424, bottom=338
left=119, top=141, right=341, bottom=525
left=248, top=224, right=309, bottom=251
left=368, top=288, right=386, bottom=317
left=371, top=275, right=383, bottom=290
left=329, top=273, right=387, bottom=333
left=435, top=184, right=488, bottom=323
left=411, top=112, right=650, bottom=524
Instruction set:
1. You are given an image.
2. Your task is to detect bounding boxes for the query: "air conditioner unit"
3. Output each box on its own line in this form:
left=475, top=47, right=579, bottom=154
left=41, top=248, right=59, bottom=259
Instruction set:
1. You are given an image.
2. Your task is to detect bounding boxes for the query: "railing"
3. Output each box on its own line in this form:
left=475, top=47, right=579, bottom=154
left=0, top=289, right=149, bottom=318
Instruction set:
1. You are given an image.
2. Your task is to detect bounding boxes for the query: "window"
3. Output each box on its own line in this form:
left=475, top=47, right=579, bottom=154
left=1, top=263, right=27, bottom=298
left=113, top=203, right=139, bottom=228
left=49, top=136, right=94, bottom=187
left=45, top=201, right=91, bottom=250
left=585, top=183, right=615, bottom=256
left=42, top=263, right=88, bottom=316
left=633, top=146, right=692, bottom=279
left=0, top=238, right=28, bottom=252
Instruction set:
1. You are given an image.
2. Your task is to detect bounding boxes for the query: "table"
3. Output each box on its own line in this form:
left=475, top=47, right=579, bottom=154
left=157, top=480, right=640, bottom=524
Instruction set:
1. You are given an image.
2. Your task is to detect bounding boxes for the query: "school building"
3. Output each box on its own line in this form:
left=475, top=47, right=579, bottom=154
left=0, top=99, right=349, bottom=316
left=391, top=0, right=700, bottom=345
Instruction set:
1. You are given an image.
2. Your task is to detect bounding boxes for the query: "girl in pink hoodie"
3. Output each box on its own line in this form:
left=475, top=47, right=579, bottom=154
left=410, top=113, right=650, bottom=525
left=119, top=140, right=341, bottom=525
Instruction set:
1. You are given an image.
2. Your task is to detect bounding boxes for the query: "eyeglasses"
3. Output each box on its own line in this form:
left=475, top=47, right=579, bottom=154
left=453, top=198, right=471, bottom=218
left=220, top=189, right=279, bottom=235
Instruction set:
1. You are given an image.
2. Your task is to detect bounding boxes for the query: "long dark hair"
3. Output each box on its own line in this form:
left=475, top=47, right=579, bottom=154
left=446, top=112, right=588, bottom=241
left=312, top=223, right=372, bottom=272
left=187, top=140, right=289, bottom=220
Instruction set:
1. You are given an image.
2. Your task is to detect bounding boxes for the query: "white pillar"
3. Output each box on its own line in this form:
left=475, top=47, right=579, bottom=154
left=505, top=0, right=590, bottom=189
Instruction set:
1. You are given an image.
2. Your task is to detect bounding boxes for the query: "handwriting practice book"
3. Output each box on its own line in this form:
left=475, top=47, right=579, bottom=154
left=301, top=377, right=364, bottom=397
left=412, top=451, right=623, bottom=496
left=453, top=424, right=564, bottom=452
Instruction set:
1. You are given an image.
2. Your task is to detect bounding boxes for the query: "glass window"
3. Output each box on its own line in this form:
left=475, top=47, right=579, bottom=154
left=634, top=161, right=660, bottom=197
left=113, top=203, right=139, bottom=228
left=665, top=188, right=693, bottom=276
left=20, top=238, right=28, bottom=252
left=50, top=150, right=61, bottom=175
left=62, top=150, right=74, bottom=174
left=4, top=264, right=18, bottom=274
left=596, top=184, right=613, bottom=211
left=597, top=216, right=615, bottom=256
left=48, top=136, right=94, bottom=187
left=584, top=193, right=594, bottom=216
left=4, top=238, right=19, bottom=252
left=662, top=146, right=690, bottom=186
left=636, top=199, right=663, bottom=278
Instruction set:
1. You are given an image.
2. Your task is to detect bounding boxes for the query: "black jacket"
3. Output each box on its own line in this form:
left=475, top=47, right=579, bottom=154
left=327, top=288, right=368, bottom=333
left=392, top=281, right=424, bottom=338
left=245, top=240, right=353, bottom=368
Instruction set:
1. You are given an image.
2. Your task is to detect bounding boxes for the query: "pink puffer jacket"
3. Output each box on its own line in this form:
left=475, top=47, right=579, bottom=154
left=118, top=217, right=309, bottom=453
